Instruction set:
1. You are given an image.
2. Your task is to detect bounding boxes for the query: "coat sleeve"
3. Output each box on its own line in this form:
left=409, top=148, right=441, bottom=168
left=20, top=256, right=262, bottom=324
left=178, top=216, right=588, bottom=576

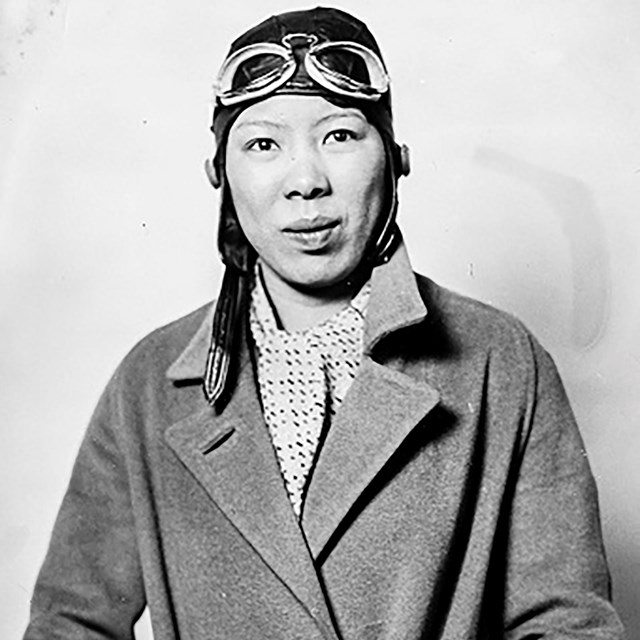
left=502, top=336, right=626, bottom=639
left=24, top=374, right=146, bottom=640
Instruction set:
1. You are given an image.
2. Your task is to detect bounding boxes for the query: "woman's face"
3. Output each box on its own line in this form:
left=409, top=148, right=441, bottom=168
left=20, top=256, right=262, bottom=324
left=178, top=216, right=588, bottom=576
left=225, top=94, right=386, bottom=297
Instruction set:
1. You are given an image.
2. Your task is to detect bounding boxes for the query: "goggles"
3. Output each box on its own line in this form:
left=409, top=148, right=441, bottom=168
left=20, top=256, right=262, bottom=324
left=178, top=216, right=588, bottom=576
left=214, top=33, right=390, bottom=106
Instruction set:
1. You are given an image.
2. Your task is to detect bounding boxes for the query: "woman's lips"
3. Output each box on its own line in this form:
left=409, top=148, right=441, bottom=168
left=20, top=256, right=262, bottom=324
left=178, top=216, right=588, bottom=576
left=283, top=217, right=340, bottom=250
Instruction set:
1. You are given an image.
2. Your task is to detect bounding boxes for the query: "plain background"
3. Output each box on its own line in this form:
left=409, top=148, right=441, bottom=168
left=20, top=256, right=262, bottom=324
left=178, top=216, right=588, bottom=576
left=1, top=0, right=639, bottom=637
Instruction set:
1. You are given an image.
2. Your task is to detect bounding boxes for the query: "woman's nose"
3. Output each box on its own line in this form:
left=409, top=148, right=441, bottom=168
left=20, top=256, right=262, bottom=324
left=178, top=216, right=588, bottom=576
left=283, top=147, right=331, bottom=200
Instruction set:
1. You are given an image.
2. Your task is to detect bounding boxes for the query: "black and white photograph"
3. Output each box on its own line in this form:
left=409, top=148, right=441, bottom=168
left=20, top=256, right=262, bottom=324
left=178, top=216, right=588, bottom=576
left=1, top=1, right=638, bottom=637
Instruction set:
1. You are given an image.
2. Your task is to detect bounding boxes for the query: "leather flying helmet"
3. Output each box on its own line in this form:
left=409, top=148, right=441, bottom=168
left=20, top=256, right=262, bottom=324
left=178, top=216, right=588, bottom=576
left=204, top=6, right=410, bottom=409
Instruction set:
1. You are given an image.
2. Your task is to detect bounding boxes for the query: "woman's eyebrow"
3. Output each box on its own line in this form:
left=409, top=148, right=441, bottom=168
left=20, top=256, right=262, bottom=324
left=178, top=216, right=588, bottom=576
left=233, top=119, right=288, bottom=131
left=314, top=111, right=367, bottom=127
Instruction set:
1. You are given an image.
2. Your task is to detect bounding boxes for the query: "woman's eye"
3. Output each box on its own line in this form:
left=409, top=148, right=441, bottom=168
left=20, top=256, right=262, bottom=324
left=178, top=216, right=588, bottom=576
left=247, top=138, right=277, bottom=152
left=326, top=129, right=356, bottom=144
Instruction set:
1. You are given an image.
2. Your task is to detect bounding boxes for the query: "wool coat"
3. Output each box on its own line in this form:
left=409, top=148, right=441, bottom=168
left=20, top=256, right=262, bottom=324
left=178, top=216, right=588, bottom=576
left=25, top=244, right=625, bottom=640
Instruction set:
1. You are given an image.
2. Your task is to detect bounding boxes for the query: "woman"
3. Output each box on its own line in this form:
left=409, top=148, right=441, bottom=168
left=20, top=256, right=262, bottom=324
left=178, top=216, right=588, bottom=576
left=24, top=7, right=625, bottom=639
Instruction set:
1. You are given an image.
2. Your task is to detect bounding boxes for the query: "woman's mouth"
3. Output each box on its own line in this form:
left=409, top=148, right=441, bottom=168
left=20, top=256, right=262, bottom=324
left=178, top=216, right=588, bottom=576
left=283, top=217, right=340, bottom=251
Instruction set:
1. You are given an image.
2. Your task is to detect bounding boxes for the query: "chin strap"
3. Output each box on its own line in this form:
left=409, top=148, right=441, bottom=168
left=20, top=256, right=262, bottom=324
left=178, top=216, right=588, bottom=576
left=203, top=266, right=250, bottom=410
left=366, top=139, right=406, bottom=266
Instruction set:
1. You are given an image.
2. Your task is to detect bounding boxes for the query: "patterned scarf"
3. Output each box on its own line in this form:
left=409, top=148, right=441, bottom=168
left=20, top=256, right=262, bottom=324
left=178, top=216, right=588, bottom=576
left=249, top=270, right=370, bottom=518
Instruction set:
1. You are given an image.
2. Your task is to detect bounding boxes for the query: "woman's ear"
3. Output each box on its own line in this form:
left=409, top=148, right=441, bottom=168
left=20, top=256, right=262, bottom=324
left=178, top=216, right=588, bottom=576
left=204, top=157, right=221, bottom=189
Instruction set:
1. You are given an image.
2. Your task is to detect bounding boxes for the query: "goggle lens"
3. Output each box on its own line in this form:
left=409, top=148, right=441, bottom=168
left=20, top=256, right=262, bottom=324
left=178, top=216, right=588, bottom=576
left=231, top=53, right=290, bottom=92
left=314, top=49, right=371, bottom=85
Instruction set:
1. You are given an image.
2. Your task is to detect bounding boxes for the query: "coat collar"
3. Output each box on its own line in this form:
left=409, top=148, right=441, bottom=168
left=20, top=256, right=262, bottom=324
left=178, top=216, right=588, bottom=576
left=163, top=242, right=439, bottom=639
left=166, top=241, right=428, bottom=383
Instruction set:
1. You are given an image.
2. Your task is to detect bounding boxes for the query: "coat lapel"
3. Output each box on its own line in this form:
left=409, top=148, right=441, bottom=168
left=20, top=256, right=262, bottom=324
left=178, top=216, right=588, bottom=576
left=302, top=243, right=441, bottom=559
left=301, top=358, right=439, bottom=559
left=164, top=316, right=338, bottom=640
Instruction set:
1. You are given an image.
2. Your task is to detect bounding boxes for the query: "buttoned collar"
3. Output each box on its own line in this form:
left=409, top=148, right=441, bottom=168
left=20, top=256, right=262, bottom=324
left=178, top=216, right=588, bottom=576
left=166, top=240, right=427, bottom=382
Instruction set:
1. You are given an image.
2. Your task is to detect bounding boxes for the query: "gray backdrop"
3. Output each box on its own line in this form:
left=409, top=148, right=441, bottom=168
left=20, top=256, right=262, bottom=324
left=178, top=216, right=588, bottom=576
left=1, top=0, right=639, bottom=637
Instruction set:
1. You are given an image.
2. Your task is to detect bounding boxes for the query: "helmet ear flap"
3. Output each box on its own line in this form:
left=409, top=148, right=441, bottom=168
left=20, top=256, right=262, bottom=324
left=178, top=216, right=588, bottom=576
left=205, top=157, right=221, bottom=189
left=213, top=149, right=255, bottom=274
